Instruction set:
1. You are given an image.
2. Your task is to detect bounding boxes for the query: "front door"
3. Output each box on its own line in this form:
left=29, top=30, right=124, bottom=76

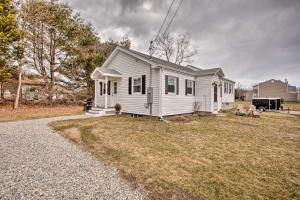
left=213, top=85, right=218, bottom=111
left=109, top=81, right=117, bottom=107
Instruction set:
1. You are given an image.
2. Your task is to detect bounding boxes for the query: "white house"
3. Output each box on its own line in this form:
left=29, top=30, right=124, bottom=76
left=90, top=47, right=235, bottom=117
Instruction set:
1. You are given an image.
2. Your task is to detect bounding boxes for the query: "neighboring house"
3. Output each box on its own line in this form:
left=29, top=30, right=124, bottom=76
left=253, top=79, right=297, bottom=101
left=235, top=88, right=253, bottom=101
left=245, top=90, right=254, bottom=101
left=91, top=47, right=235, bottom=117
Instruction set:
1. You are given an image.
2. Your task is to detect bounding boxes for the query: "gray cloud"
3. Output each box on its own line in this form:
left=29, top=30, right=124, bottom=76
left=62, top=0, right=300, bottom=87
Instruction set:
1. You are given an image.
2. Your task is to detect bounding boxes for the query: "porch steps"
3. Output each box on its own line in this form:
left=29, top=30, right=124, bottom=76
left=86, top=107, right=115, bottom=116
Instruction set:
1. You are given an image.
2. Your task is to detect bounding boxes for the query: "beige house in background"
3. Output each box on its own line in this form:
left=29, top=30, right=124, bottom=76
left=253, top=79, right=298, bottom=101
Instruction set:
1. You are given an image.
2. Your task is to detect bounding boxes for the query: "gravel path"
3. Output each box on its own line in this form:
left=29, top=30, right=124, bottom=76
left=0, top=115, right=145, bottom=200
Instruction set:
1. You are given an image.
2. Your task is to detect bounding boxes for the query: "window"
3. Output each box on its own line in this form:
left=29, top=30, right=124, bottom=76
left=186, top=80, right=193, bottom=95
left=103, top=83, right=106, bottom=94
left=229, top=83, right=232, bottom=94
left=167, top=76, right=176, bottom=93
left=114, top=82, right=117, bottom=94
left=133, top=78, right=141, bottom=93
left=165, top=75, right=179, bottom=94
left=224, top=82, right=228, bottom=94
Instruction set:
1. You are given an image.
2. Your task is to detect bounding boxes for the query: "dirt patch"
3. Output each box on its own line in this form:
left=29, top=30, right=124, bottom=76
left=62, top=127, right=81, bottom=142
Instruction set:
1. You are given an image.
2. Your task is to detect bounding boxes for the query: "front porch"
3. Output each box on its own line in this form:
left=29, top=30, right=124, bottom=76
left=91, top=68, right=122, bottom=109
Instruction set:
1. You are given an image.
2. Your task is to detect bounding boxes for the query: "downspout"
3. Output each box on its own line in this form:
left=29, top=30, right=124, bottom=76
left=159, top=67, right=163, bottom=118
left=149, top=63, right=152, bottom=116
left=94, top=79, right=97, bottom=107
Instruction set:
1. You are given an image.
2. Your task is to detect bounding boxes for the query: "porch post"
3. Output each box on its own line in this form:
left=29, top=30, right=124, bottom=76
left=105, top=76, right=108, bottom=108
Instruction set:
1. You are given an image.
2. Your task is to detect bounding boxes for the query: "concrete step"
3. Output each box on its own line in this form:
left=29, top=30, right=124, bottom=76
left=87, top=110, right=104, bottom=114
left=90, top=108, right=103, bottom=111
left=105, top=110, right=115, bottom=115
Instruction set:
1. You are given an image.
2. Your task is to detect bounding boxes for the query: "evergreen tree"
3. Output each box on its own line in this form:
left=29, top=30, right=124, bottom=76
left=0, top=0, right=22, bottom=99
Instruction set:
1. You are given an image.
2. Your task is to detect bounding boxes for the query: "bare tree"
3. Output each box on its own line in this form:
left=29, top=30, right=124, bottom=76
left=193, top=101, right=202, bottom=115
left=155, top=32, right=197, bottom=65
left=156, top=33, right=174, bottom=62
left=14, top=0, right=25, bottom=110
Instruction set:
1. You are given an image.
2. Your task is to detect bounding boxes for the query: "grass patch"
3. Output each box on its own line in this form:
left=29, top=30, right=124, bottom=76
left=0, top=104, right=83, bottom=122
left=51, top=113, right=300, bottom=200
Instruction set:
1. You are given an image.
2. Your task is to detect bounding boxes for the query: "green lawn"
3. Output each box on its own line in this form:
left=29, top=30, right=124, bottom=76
left=51, top=113, right=300, bottom=200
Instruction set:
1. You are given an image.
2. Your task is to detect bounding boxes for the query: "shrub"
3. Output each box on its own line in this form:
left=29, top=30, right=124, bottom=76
left=115, top=103, right=122, bottom=114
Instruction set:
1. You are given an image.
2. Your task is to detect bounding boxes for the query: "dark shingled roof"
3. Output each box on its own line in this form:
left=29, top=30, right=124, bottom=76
left=122, top=47, right=222, bottom=76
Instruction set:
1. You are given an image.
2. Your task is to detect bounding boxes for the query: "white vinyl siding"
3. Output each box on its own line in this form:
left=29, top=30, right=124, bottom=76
left=195, top=76, right=213, bottom=112
left=162, top=69, right=195, bottom=116
left=222, top=80, right=235, bottom=103
left=103, top=51, right=160, bottom=116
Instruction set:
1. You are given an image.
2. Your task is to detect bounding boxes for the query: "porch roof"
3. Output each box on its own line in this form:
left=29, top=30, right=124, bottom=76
left=91, top=68, right=122, bottom=79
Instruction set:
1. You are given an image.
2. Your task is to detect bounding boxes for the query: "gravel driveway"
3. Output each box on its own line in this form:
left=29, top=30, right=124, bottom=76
left=0, top=115, right=145, bottom=200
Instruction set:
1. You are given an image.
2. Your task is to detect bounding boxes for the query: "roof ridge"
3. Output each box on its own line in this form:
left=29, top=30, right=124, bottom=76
left=118, top=47, right=223, bottom=76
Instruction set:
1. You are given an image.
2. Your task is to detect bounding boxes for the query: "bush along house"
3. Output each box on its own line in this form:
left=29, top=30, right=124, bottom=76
left=90, top=47, right=235, bottom=117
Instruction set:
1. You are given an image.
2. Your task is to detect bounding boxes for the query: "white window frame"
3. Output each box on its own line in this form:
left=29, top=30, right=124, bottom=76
left=133, top=77, right=141, bottom=93
left=186, top=80, right=193, bottom=95
left=167, top=76, right=176, bottom=94
left=225, top=82, right=229, bottom=94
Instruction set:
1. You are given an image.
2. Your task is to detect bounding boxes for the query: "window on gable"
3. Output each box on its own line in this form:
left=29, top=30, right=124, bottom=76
left=167, top=76, right=176, bottom=93
left=133, top=78, right=141, bottom=93
left=186, top=80, right=193, bottom=95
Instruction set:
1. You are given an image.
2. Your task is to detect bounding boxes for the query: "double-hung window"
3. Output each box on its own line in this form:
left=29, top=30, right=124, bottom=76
left=224, top=82, right=228, bottom=94
left=186, top=80, right=193, bottom=95
left=133, top=78, right=141, bottom=93
left=167, top=76, right=176, bottom=93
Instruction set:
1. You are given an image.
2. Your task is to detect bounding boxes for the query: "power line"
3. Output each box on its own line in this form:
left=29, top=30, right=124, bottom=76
left=149, top=0, right=175, bottom=56
left=152, top=0, right=175, bottom=45
left=150, top=0, right=184, bottom=56
left=161, top=0, right=184, bottom=38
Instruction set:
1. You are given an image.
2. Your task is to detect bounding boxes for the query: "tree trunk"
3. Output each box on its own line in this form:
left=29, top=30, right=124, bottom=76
left=14, top=69, right=23, bottom=109
left=0, top=82, right=3, bottom=99
left=48, top=28, right=56, bottom=105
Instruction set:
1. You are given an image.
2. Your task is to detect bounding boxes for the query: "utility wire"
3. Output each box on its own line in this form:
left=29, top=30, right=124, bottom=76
left=150, top=0, right=184, bottom=55
left=161, top=0, right=184, bottom=38
left=152, top=0, right=175, bottom=45
left=149, top=0, right=175, bottom=56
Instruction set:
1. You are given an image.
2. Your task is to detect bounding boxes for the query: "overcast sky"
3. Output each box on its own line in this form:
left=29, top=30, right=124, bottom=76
left=62, top=0, right=300, bottom=88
